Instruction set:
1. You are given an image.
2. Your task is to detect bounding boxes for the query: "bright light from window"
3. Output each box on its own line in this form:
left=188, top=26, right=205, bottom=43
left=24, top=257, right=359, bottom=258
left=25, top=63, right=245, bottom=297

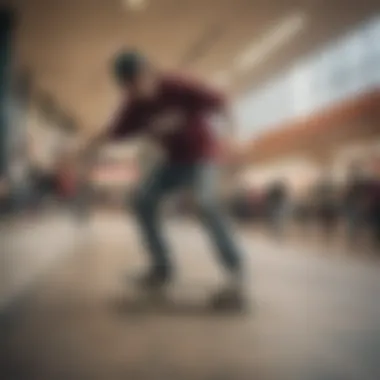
left=235, top=11, right=307, bottom=72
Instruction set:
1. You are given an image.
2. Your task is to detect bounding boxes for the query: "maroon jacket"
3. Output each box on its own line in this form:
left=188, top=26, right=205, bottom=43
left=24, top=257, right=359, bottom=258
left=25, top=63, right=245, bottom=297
left=108, top=74, right=226, bottom=163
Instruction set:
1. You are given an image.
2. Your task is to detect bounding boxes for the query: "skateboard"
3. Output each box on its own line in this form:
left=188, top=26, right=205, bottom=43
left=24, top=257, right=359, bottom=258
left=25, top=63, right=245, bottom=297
left=116, top=283, right=249, bottom=315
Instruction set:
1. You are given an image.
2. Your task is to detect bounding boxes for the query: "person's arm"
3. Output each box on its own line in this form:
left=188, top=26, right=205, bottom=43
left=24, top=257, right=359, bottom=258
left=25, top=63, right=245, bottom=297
left=189, top=78, right=236, bottom=139
left=190, top=79, right=242, bottom=167
left=173, top=75, right=226, bottom=112
left=74, top=100, right=138, bottom=183
left=77, top=129, right=107, bottom=163
left=172, top=76, right=236, bottom=139
left=77, top=100, right=135, bottom=160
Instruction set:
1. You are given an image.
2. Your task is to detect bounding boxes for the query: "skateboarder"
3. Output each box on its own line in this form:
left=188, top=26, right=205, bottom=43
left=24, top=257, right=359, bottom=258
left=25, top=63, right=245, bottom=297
left=78, top=50, right=245, bottom=308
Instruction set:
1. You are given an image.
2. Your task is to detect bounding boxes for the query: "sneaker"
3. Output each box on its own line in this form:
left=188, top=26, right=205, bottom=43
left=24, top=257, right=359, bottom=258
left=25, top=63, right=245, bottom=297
left=209, top=285, right=247, bottom=311
left=135, top=269, right=172, bottom=291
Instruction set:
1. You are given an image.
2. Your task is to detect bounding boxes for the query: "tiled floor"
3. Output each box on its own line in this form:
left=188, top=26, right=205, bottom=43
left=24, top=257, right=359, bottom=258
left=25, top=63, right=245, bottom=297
left=1, top=211, right=380, bottom=380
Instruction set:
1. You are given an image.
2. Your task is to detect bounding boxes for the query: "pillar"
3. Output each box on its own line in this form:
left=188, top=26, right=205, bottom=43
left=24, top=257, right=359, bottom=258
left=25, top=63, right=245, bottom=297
left=0, top=8, right=14, bottom=177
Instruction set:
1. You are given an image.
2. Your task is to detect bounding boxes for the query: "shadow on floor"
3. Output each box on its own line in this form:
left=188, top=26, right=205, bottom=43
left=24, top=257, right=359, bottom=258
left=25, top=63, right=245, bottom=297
left=108, top=294, right=251, bottom=318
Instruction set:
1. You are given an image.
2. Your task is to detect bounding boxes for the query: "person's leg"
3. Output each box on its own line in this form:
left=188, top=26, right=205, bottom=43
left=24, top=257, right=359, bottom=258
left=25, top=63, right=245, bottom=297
left=192, top=163, right=244, bottom=305
left=133, top=163, right=188, bottom=286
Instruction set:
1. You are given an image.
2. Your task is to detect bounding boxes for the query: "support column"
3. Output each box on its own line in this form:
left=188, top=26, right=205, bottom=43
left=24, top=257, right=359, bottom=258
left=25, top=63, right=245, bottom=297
left=0, top=8, right=14, bottom=179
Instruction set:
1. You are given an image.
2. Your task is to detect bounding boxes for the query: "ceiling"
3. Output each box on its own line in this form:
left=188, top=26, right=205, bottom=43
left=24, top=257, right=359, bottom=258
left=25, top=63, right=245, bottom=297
left=4, top=0, right=380, bottom=131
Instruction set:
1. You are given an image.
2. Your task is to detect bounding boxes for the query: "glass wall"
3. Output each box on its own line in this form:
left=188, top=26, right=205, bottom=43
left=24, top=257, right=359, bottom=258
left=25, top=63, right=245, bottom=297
left=235, top=16, right=380, bottom=140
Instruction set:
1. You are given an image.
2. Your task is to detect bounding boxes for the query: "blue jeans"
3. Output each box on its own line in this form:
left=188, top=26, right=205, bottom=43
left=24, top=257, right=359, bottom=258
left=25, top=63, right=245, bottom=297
left=133, top=162, right=242, bottom=276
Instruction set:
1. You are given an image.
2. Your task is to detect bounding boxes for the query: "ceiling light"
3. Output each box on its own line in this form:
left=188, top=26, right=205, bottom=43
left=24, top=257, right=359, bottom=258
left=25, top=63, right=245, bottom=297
left=235, top=11, right=307, bottom=72
left=123, top=0, right=148, bottom=11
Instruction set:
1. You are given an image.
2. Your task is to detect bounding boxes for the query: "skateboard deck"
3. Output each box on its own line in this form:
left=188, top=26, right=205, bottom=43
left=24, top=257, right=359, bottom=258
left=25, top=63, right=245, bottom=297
left=113, top=281, right=249, bottom=316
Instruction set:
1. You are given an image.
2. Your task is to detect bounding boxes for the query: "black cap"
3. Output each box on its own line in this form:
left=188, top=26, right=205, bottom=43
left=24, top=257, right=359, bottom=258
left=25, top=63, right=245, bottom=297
left=112, top=49, right=146, bottom=83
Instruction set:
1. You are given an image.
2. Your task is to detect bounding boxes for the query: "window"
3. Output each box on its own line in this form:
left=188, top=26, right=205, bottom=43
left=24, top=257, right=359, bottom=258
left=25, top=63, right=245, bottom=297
left=363, top=17, right=380, bottom=85
left=236, top=16, right=380, bottom=140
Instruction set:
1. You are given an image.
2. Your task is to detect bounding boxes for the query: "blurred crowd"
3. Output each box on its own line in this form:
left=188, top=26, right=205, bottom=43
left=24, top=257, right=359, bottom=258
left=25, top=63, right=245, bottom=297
left=230, top=165, right=380, bottom=250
